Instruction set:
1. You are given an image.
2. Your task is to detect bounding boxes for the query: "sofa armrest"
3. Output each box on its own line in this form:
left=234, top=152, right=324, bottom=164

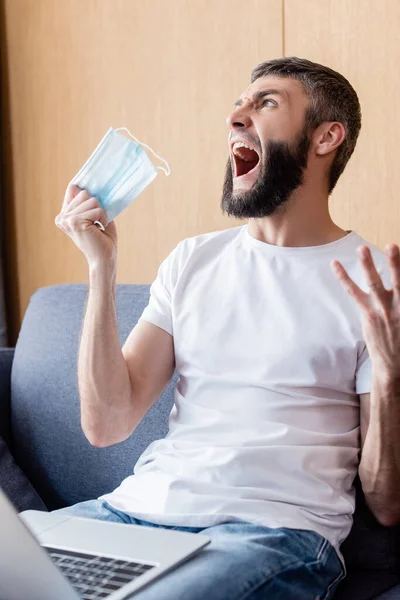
left=0, top=348, right=14, bottom=445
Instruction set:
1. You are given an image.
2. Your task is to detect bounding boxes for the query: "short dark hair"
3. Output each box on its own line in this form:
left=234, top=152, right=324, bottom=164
left=251, top=57, right=362, bottom=194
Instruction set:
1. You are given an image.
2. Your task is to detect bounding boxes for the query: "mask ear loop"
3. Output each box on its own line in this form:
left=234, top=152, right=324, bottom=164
left=115, top=127, right=171, bottom=176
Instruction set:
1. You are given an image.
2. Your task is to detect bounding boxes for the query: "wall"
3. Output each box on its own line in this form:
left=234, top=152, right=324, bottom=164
left=0, top=0, right=398, bottom=344
left=285, top=0, right=400, bottom=246
left=0, top=0, right=282, bottom=344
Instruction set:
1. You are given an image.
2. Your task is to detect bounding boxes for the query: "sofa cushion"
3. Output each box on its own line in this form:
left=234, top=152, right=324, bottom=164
left=0, top=348, right=14, bottom=445
left=373, top=583, right=400, bottom=599
left=0, top=347, right=46, bottom=512
left=340, top=475, right=400, bottom=573
left=0, top=434, right=47, bottom=512
left=334, top=571, right=399, bottom=600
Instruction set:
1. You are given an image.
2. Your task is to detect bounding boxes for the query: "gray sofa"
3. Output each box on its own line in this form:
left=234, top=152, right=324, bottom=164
left=1, top=283, right=400, bottom=599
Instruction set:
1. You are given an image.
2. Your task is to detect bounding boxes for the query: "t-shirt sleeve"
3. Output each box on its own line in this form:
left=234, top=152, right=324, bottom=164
left=138, top=242, right=182, bottom=336
left=355, top=343, right=372, bottom=395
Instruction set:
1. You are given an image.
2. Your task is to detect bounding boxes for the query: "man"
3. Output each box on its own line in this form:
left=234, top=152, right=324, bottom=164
left=55, top=56, right=400, bottom=600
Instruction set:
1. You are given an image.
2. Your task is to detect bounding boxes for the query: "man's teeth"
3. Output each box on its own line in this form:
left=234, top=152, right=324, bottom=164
left=232, top=141, right=257, bottom=159
left=233, top=142, right=252, bottom=151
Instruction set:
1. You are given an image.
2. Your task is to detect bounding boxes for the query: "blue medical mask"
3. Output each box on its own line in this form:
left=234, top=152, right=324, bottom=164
left=71, top=127, right=170, bottom=224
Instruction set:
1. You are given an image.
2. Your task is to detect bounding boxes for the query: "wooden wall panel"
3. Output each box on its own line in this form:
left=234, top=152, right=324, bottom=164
left=284, top=0, right=400, bottom=251
left=0, top=0, right=282, bottom=344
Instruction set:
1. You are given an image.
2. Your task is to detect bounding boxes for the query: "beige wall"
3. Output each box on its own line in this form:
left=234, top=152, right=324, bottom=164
left=0, top=0, right=399, bottom=344
left=1, top=0, right=282, bottom=344
left=285, top=0, right=400, bottom=246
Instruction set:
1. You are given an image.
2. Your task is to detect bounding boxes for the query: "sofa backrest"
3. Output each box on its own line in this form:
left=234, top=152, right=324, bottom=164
left=10, top=284, right=176, bottom=509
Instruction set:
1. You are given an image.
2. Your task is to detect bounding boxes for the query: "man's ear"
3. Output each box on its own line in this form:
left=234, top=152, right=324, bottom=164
left=314, top=122, right=346, bottom=156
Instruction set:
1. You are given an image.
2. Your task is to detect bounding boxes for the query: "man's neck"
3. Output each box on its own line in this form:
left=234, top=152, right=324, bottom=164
left=247, top=213, right=348, bottom=249
left=247, top=186, right=347, bottom=248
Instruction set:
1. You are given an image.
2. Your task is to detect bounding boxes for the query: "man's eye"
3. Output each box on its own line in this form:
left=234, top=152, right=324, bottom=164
left=262, top=99, right=276, bottom=107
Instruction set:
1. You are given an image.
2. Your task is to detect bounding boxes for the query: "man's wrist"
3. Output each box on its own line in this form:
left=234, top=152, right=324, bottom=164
left=89, top=261, right=117, bottom=291
left=372, top=364, right=400, bottom=393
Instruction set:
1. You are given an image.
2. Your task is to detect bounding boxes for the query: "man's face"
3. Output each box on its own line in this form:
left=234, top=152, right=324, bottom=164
left=221, top=76, right=312, bottom=219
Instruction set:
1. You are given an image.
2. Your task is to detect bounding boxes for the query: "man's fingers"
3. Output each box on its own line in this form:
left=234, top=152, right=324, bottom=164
left=357, top=245, right=387, bottom=301
left=65, top=190, right=94, bottom=214
left=62, top=183, right=82, bottom=211
left=56, top=189, right=92, bottom=226
left=56, top=190, right=96, bottom=228
left=331, top=260, right=369, bottom=311
left=62, top=207, right=108, bottom=233
left=385, top=244, right=400, bottom=295
left=57, top=196, right=107, bottom=228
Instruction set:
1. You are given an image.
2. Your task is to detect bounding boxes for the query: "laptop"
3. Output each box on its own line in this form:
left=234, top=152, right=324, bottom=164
left=0, top=489, right=211, bottom=600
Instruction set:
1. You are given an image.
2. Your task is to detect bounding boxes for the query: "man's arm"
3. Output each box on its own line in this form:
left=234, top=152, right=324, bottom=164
left=56, top=183, right=176, bottom=449
left=331, top=241, right=400, bottom=528
left=79, top=265, right=175, bottom=448
left=359, top=380, right=400, bottom=526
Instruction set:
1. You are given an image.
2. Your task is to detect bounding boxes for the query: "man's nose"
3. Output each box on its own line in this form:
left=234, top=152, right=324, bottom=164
left=226, top=106, right=252, bottom=129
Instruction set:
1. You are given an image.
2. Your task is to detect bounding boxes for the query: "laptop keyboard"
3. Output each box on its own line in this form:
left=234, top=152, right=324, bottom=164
left=45, top=546, right=155, bottom=599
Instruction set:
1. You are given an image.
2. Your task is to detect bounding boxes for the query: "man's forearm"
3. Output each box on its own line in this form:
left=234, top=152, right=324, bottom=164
left=359, top=371, right=400, bottom=526
left=78, top=263, right=134, bottom=447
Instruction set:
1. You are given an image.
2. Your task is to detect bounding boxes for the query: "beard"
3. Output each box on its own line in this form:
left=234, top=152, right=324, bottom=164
left=221, top=127, right=311, bottom=219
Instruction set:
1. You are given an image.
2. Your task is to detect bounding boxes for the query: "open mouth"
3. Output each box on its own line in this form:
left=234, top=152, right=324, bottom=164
left=232, top=142, right=260, bottom=177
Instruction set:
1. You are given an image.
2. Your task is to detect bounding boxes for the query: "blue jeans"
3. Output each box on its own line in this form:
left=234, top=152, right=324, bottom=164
left=53, top=500, right=345, bottom=600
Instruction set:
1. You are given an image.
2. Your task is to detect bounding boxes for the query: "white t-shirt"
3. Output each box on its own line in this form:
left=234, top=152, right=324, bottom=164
left=101, top=224, right=390, bottom=560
